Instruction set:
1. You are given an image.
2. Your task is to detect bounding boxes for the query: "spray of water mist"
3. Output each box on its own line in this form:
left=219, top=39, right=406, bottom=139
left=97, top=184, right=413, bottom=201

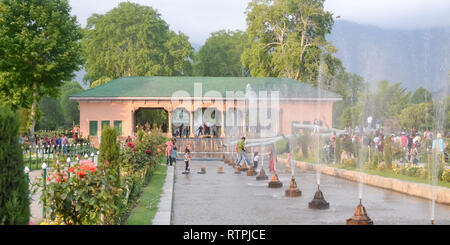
left=315, top=52, right=325, bottom=187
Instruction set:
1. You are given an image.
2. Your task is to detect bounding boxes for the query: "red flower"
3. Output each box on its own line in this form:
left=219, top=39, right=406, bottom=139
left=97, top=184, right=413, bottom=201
left=146, top=150, right=153, bottom=155
left=79, top=160, right=97, bottom=173
left=132, top=148, right=137, bottom=152
left=127, top=142, right=135, bottom=148
left=46, top=176, right=51, bottom=182
left=77, top=154, right=81, bottom=160
left=77, top=170, right=86, bottom=179
left=157, top=148, right=161, bottom=153
left=68, top=167, right=75, bottom=173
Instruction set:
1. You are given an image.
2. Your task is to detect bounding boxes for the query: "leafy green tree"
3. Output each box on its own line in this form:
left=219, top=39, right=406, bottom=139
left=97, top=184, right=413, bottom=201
left=59, top=81, right=83, bottom=127
left=194, top=30, right=248, bottom=76
left=410, top=87, right=433, bottom=104
left=0, top=0, right=83, bottom=137
left=36, top=96, right=64, bottom=130
left=242, top=0, right=337, bottom=84
left=332, top=72, right=368, bottom=128
left=0, top=103, right=30, bottom=225
left=82, top=2, right=193, bottom=84
left=398, top=102, right=434, bottom=131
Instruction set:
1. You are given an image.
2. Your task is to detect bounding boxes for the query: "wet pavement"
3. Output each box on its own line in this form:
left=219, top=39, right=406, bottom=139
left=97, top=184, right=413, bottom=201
left=172, top=160, right=450, bottom=225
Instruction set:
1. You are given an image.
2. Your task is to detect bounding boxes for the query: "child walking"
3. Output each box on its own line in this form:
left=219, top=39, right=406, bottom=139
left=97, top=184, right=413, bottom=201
left=184, top=147, right=191, bottom=172
left=253, top=152, right=259, bottom=169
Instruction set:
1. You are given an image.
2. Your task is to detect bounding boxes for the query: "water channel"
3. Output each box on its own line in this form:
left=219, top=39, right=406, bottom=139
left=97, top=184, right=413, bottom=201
left=172, top=159, right=450, bottom=225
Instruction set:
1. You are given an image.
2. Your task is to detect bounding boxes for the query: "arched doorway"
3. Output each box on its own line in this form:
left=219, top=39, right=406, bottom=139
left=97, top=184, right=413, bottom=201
left=172, top=108, right=190, bottom=138
left=134, top=108, right=168, bottom=134
left=192, top=107, right=222, bottom=137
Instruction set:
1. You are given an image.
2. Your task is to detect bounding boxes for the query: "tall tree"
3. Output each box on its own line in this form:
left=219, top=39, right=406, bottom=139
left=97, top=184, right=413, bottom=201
left=36, top=96, right=64, bottom=130
left=194, top=30, right=248, bottom=77
left=0, top=103, right=30, bottom=225
left=242, top=0, right=336, bottom=83
left=398, top=102, right=434, bottom=131
left=0, top=0, right=83, bottom=137
left=82, top=2, right=193, bottom=85
left=410, top=87, right=433, bottom=104
left=59, top=81, right=83, bottom=127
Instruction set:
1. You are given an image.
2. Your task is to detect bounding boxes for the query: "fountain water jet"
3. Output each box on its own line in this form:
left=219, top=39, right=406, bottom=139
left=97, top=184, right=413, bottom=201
left=256, top=148, right=268, bottom=180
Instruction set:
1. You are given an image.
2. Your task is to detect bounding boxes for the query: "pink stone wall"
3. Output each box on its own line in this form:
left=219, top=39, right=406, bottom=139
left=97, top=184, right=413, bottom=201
left=78, top=99, right=336, bottom=147
left=279, top=101, right=334, bottom=135
left=79, top=101, right=133, bottom=141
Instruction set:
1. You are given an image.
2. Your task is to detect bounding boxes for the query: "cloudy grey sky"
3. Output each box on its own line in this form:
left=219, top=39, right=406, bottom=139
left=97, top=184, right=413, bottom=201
left=69, top=0, right=450, bottom=45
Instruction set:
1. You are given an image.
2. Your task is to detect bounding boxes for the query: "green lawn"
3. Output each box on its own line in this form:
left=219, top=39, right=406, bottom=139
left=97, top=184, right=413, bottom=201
left=124, top=163, right=167, bottom=225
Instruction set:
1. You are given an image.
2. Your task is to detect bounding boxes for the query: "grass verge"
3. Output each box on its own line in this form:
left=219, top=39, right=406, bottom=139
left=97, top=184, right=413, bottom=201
left=279, top=154, right=450, bottom=189
left=124, top=163, right=167, bottom=225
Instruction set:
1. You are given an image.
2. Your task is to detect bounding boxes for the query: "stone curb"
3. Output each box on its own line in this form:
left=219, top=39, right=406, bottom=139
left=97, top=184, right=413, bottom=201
left=152, top=164, right=175, bottom=225
left=278, top=158, right=450, bottom=205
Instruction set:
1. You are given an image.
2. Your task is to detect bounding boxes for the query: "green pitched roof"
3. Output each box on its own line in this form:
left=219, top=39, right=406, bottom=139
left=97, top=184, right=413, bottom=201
left=70, top=76, right=341, bottom=100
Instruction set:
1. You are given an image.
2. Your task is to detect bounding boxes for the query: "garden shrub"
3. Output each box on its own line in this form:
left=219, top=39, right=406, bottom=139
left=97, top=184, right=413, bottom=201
left=0, top=104, right=30, bottom=225
left=38, top=160, right=122, bottom=225
left=441, top=169, right=450, bottom=182
left=275, top=139, right=288, bottom=154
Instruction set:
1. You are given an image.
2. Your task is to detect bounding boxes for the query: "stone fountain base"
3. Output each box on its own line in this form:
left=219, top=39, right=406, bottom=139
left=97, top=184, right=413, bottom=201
left=308, top=186, right=329, bottom=209
left=247, top=165, right=257, bottom=176
left=256, top=168, right=268, bottom=180
left=285, top=177, right=301, bottom=197
left=268, top=172, right=283, bottom=188
left=234, top=165, right=241, bottom=174
left=240, top=162, right=249, bottom=172
left=197, top=166, right=207, bottom=174
left=346, top=199, right=373, bottom=225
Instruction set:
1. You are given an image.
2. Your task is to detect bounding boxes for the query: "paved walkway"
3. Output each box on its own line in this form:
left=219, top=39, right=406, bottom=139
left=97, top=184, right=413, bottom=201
left=152, top=164, right=175, bottom=225
left=29, top=170, right=43, bottom=224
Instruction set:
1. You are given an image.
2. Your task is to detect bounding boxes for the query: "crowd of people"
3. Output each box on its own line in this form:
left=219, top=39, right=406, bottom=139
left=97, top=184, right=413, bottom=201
left=20, top=133, right=71, bottom=155
left=321, top=127, right=448, bottom=165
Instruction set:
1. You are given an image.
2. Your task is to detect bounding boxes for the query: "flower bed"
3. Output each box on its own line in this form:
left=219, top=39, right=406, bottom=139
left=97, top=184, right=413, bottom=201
left=36, top=129, right=169, bottom=225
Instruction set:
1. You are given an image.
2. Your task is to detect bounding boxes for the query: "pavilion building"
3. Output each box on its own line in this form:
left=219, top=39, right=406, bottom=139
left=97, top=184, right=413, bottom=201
left=70, top=76, right=341, bottom=147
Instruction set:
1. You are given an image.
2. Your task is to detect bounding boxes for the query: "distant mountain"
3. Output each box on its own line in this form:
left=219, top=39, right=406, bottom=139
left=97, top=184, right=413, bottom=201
left=327, top=20, right=450, bottom=93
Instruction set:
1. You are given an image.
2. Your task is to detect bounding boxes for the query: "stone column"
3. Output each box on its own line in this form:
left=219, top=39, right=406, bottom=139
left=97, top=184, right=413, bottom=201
left=220, top=107, right=226, bottom=138
left=190, top=107, right=195, bottom=138
left=242, top=110, right=246, bottom=137
left=168, top=109, right=172, bottom=138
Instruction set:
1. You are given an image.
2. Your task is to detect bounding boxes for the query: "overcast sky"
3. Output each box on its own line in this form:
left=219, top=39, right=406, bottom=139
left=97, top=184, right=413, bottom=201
left=69, top=0, right=450, bottom=45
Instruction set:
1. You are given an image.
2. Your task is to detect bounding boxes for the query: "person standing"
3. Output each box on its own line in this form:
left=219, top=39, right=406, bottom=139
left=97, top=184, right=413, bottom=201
left=51, top=133, right=57, bottom=152
left=62, top=134, right=68, bottom=154
left=165, top=140, right=173, bottom=166
left=170, top=138, right=178, bottom=166
left=57, top=134, right=62, bottom=153
left=432, top=133, right=445, bottom=157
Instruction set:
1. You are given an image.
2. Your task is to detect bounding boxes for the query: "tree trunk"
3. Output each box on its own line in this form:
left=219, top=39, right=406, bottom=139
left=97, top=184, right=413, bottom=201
left=29, top=82, right=38, bottom=138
